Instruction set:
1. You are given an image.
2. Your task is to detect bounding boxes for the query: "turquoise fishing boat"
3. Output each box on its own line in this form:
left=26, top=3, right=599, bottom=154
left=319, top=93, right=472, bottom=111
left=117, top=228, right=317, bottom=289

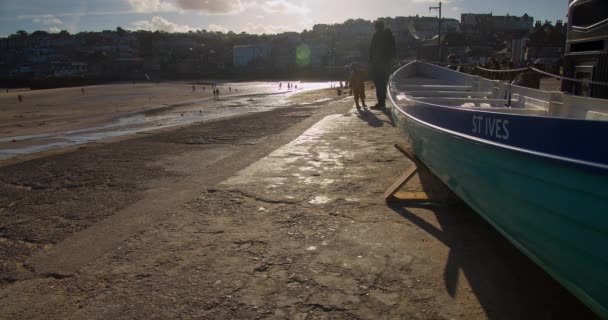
left=388, top=60, right=608, bottom=318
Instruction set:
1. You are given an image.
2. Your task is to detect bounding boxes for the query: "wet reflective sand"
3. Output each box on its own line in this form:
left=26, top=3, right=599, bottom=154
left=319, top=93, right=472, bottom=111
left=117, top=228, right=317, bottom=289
left=0, top=81, right=335, bottom=160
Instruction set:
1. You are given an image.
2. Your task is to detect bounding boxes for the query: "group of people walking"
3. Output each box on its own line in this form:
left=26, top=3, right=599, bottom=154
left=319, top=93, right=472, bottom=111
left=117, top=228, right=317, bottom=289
left=207, top=83, right=219, bottom=100
left=190, top=83, right=221, bottom=99
left=279, top=83, right=298, bottom=90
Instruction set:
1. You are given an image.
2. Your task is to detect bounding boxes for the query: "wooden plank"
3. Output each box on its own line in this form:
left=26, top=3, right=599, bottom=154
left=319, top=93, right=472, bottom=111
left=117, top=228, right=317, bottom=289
left=384, top=144, right=440, bottom=202
left=384, top=165, right=417, bottom=199
left=394, top=144, right=421, bottom=165
left=390, top=192, right=430, bottom=201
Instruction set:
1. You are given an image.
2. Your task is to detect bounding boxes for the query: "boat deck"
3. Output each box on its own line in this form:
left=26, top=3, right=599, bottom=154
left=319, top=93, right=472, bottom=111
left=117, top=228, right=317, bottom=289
left=393, top=76, right=512, bottom=111
left=391, top=73, right=608, bottom=121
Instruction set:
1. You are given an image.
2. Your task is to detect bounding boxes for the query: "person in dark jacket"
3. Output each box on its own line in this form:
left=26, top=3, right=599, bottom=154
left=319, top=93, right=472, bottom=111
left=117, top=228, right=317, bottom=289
left=369, top=20, right=396, bottom=109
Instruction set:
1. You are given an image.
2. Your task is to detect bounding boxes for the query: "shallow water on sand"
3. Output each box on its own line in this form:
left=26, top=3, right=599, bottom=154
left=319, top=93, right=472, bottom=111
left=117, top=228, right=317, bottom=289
left=0, top=81, right=335, bottom=160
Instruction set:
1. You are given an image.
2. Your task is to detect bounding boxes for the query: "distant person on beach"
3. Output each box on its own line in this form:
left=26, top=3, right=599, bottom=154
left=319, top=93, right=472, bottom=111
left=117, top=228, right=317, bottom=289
left=17, top=95, right=23, bottom=103
left=192, top=85, right=196, bottom=92
left=81, top=88, right=85, bottom=95
left=369, top=20, right=396, bottom=109
left=349, top=62, right=367, bottom=108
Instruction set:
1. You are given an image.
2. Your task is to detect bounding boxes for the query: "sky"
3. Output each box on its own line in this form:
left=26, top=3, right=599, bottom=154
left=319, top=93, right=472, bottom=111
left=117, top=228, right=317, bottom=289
left=0, top=0, right=569, bottom=36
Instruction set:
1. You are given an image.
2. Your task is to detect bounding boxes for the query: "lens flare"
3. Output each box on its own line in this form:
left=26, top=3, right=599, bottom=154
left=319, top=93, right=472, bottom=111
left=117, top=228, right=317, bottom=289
left=296, top=44, right=311, bottom=67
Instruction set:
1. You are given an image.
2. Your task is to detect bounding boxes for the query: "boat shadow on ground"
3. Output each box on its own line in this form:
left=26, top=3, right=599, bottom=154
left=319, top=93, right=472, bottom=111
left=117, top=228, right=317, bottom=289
left=386, top=175, right=598, bottom=319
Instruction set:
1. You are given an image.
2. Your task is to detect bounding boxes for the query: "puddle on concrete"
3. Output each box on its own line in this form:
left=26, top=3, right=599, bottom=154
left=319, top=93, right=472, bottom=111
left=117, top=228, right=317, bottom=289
left=308, top=161, right=322, bottom=168
left=264, top=177, right=287, bottom=185
left=309, top=196, right=332, bottom=205
left=301, top=177, right=335, bottom=186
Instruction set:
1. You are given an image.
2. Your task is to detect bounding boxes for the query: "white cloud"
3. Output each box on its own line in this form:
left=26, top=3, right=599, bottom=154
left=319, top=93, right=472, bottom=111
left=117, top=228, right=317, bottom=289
left=207, top=23, right=228, bottom=33
left=47, top=27, right=61, bottom=33
left=33, top=15, right=63, bottom=25
left=261, top=0, right=310, bottom=15
left=127, top=0, right=178, bottom=12
left=411, top=0, right=450, bottom=3
left=18, top=14, right=63, bottom=25
left=131, top=16, right=196, bottom=32
left=129, top=17, right=309, bottom=35
left=127, top=0, right=249, bottom=14
left=177, top=0, right=245, bottom=13
left=240, top=22, right=297, bottom=34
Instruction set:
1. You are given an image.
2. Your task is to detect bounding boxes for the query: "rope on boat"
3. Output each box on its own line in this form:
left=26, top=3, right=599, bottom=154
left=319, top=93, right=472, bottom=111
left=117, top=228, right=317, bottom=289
left=474, top=66, right=529, bottom=73
left=474, top=66, right=608, bottom=86
left=529, top=67, right=608, bottom=87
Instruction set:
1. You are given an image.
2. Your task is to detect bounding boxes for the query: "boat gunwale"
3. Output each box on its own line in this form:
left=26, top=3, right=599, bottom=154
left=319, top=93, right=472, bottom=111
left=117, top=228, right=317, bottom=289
left=398, top=93, right=607, bottom=122
left=413, top=104, right=549, bottom=117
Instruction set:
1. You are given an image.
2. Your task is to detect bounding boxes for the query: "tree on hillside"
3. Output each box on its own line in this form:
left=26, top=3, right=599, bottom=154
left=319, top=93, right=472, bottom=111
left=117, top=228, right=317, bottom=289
left=116, top=26, right=127, bottom=38
left=10, top=30, right=28, bottom=38
left=30, top=30, right=50, bottom=38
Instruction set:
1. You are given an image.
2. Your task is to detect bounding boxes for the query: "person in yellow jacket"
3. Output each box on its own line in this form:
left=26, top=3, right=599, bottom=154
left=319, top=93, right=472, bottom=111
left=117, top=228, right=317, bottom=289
left=349, top=62, right=367, bottom=109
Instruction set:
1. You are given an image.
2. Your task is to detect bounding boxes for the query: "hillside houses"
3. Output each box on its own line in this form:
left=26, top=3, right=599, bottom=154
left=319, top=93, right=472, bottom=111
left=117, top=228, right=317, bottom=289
left=0, top=13, right=567, bottom=84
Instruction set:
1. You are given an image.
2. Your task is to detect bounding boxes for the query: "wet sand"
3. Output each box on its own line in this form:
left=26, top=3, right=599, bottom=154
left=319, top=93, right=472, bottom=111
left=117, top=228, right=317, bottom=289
left=0, top=81, right=334, bottom=161
left=0, top=87, right=598, bottom=319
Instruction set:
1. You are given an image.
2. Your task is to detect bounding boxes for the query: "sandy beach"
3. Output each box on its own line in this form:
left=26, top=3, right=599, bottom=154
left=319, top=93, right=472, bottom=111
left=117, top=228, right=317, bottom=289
left=0, top=81, right=336, bottom=162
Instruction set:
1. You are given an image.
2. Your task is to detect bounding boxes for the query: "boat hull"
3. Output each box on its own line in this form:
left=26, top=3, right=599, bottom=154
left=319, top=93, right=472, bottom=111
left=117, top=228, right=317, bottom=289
left=389, top=80, right=608, bottom=318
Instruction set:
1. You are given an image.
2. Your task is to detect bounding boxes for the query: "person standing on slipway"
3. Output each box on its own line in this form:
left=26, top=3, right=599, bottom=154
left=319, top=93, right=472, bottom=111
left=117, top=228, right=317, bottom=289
left=369, top=20, right=396, bottom=109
